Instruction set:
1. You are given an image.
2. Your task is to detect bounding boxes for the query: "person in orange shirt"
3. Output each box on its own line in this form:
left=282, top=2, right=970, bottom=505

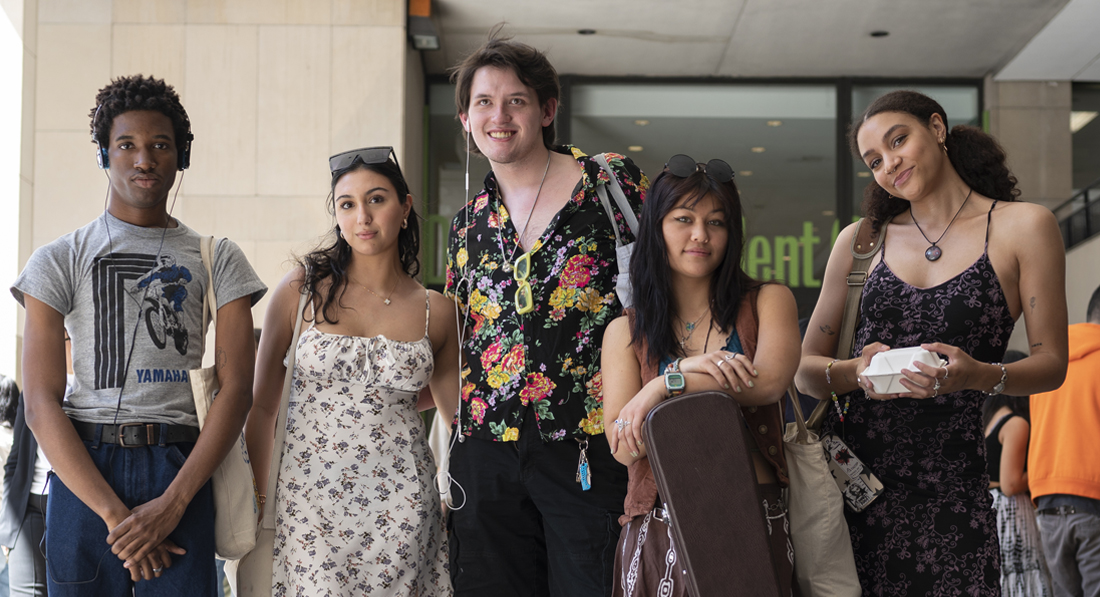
left=1029, top=285, right=1100, bottom=597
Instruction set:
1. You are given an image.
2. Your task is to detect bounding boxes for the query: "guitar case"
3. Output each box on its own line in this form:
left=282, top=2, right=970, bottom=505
left=644, top=390, right=782, bottom=597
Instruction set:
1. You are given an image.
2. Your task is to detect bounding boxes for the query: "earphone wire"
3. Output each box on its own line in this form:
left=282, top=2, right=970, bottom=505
left=437, top=124, right=474, bottom=511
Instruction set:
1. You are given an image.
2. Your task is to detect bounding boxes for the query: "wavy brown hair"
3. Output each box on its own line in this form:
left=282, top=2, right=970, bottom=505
left=849, top=90, right=1020, bottom=231
left=299, top=159, right=420, bottom=325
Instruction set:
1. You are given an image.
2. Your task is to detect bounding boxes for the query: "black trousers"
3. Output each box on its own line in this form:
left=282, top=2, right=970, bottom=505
left=448, top=408, right=628, bottom=597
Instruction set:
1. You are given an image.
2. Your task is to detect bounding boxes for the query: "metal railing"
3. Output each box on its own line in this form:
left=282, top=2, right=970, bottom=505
left=1055, top=176, right=1100, bottom=250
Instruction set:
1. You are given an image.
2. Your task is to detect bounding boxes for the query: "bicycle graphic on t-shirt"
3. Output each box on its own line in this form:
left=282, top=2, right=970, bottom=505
left=136, top=254, right=193, bottom=355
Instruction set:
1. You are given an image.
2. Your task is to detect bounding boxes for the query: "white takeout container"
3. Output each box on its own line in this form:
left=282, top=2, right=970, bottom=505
left=862, top=347, right=946, bottom=395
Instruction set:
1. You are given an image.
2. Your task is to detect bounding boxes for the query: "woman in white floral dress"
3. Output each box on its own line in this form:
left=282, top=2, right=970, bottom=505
left=246, top=147, right=459, bottom=596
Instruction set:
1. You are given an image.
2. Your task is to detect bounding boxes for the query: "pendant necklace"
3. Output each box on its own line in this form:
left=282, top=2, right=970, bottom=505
left=350, top=274, right=399, bottom=306
left=497, top=153, right=553, bottom=274
left=677, top=309, right=710, bottom=348
left=911, top=187, right=972, bottom=262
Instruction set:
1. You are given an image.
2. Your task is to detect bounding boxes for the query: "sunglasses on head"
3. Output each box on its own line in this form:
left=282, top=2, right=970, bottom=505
left=329, top=146, right=401, bottom=174
left=664, top=154, right=734, bottom=184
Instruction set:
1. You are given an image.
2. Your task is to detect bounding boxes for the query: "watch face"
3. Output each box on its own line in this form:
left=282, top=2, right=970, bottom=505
left=665, top=372, right=686, bottom=391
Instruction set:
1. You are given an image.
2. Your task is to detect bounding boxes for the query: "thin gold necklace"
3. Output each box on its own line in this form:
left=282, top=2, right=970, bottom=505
left=350, top=275, right=399, bottom=306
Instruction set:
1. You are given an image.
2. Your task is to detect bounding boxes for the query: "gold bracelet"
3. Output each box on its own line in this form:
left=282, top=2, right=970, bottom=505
left=258, top=494, right=266, bottom=508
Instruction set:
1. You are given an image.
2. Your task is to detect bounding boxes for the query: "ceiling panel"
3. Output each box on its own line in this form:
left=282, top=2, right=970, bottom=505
left=996, top=0, right=1100, bottom=81
left=427, top=0, right=1070, bottom=79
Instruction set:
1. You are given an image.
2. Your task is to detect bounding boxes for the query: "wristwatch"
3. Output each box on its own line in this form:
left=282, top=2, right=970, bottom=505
left=984, top=362, right=1007, bottom=396
left=664, top=371, right=686, bottom=397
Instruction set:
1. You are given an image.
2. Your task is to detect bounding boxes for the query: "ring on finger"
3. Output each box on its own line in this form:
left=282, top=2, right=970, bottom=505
left=717, top=359, right=725, bottom=367
left=940, top=368, right=949, bottom=381
left=933, top=379, right=942, bottom=392
left=724, top=353, right=735, bottom=361
left=153, top=567, right=164, bottom=574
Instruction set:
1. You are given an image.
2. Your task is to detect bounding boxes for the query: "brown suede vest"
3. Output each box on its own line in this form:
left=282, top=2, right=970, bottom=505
left=620, top=288, right=789, bottom=523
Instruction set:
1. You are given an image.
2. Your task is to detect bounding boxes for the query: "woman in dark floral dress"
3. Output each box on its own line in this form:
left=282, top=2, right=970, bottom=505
left=797, top=91, right=1068, bottom=596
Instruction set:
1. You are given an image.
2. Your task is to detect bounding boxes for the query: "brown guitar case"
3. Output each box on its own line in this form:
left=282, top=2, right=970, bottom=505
left=644, top=390, right=782, bottom=597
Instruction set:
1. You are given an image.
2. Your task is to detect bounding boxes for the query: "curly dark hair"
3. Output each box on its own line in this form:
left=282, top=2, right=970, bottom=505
left=0, top=375, right=19, bottom=428
left=89, top=75, right=192, bottom=168
left=630, top=164, right=763, bottom=367
left=849, top=90, right=1020, bottom=232
left=450, top=25, right=560, bottom=154
left=299, top=158, right=420, bottom=325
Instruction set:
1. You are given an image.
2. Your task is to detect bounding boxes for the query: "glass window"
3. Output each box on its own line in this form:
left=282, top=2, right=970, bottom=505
left=850, top=85, right=981, bottom=215
left=1072, top=82, right=1100, bottom=191
left=570, top=83, right=837, bottom=318
left=424, top=83, right=492, bottom=287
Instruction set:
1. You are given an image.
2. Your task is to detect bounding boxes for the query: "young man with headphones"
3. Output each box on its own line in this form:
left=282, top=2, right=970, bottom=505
left=444, top=35, right=647, bottom=596
left=12, top=75, right=266, bottom=595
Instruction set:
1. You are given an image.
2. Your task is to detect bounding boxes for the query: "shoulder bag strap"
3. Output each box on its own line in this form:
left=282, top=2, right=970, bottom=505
left=593, top=153, right=640, bottom=236
left=261, top=289, right=310, bottom=530
left=199, top=236, right=218, bottom=351
left=806, top=216, right=891, bottom=430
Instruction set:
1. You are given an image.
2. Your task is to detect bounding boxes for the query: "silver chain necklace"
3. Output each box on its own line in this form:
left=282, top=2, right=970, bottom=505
left=911, top=187, right=973, bottom=262
left=497, top=153, right=553, bottom=273
left=677, top=309, right=710, bottom=348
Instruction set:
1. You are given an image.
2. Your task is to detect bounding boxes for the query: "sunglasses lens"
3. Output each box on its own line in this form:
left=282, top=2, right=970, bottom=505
left=515, top=282, right=533, bottom=314
left=706, top=159, right=734, bottom=183
left=514, top=252, right=531, bottom=281
left=329, top=146, right=395, bottom=173
left=666, top=154, right=697, bottom=178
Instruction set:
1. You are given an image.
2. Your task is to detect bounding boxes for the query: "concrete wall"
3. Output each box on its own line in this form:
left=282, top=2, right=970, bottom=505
left=15, top=0, right=425, bottom=380
left=986, top=78, right=1073, bottom=210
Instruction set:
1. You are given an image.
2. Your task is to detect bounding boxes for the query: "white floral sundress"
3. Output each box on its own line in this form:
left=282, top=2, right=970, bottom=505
left=273, top=292, right=451, bottom=596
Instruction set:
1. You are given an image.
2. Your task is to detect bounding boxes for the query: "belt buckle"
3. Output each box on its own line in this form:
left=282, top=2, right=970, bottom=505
left=117, top=423, right=154, bottom=447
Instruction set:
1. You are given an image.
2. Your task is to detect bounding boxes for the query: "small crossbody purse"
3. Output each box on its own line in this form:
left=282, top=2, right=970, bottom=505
left=805, top=217, right=889, bottom=512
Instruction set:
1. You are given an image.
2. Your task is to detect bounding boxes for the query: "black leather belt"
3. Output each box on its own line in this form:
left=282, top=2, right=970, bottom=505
left=1036, top=505, right=1078, bottom=516
left=71, top=420, right=200, bottom=447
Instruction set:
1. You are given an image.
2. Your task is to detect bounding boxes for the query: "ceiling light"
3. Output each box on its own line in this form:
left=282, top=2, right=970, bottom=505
left=751, top=147, right=766, bottom=153
left=628, top=145, right=643, bottom=152
left=857, top=171, right=871, bottom=178
left=766, top=120, right=782, bottom=127
left=739, top=170, right=753, bottom=177
left=1071, top=111, right=1098, bottom=133
left=578, top=29, right=596, bottom=35
left=633, top=119, right=650, bottom=126
left=870, top=30, right=889, bottom=37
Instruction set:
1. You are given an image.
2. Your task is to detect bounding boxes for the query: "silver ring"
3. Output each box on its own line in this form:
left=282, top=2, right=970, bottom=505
left=615, top=419, right=629, bottom=431
left=153, top=567, right=163, bottom=574
left=941, top=368, right=949, bottom=381
left=933, top=379, right=942, bottom=392
left=724, top=353, right=736, bottom=361
left=717, top=360, right=725, bottom=367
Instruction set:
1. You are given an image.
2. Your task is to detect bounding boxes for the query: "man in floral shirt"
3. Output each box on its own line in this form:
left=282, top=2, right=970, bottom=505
left=444, top=35, right=647, bottom=597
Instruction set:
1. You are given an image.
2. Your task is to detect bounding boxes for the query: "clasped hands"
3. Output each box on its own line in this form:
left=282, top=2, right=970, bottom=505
left=609, top=350, right=759, bottom=459
left=106, top=494, right=187, bottom=582
left=855, top=342, right=979, bottom=400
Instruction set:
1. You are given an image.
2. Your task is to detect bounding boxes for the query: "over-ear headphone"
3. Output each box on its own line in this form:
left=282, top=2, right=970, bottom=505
left=93, top=104, right=194, bottom=171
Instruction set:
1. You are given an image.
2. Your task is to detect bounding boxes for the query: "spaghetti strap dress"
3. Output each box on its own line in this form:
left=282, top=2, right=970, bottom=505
left=821, top=202, right=1010, bottom=597
left=272, top=291, right=451, bottom=596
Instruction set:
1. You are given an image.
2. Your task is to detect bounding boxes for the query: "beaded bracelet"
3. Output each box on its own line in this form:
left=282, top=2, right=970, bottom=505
left=825, top=359, right=850, bottom=422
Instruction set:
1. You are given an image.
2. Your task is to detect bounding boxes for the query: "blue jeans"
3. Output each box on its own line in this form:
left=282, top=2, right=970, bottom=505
left=44, top=432, right=216, bottom=596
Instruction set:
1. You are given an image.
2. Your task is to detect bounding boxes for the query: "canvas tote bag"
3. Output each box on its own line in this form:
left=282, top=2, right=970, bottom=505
left=190, top=235, right=258, bottom=560
left=225, top=289, right=310, bottom=595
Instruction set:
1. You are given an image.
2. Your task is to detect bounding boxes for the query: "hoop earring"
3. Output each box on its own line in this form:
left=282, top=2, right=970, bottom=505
left=941, top=142, right=948, bottom=155
left=402, top=218, right=408, bottom=229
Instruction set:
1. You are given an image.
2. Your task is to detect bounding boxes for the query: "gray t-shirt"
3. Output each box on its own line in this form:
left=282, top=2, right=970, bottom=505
left=11, top=213, right=267, bottom=427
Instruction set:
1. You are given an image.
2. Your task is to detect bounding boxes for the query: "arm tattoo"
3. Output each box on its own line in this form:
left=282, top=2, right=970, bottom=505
left=1029, top=297, right=1036, bottom=312
left=216, top=347, right=227, bottom=371
left=819, top=325, right=836, bottom=336
left=1031, top=342, right=1043, bottom=348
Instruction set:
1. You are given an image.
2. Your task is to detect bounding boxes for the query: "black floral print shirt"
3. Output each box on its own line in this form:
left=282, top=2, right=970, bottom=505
left=444, top=146, right=648, bottom=442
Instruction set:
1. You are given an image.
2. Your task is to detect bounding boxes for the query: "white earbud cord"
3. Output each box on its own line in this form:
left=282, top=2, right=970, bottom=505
left=436, top=124, right=473, bottom=511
